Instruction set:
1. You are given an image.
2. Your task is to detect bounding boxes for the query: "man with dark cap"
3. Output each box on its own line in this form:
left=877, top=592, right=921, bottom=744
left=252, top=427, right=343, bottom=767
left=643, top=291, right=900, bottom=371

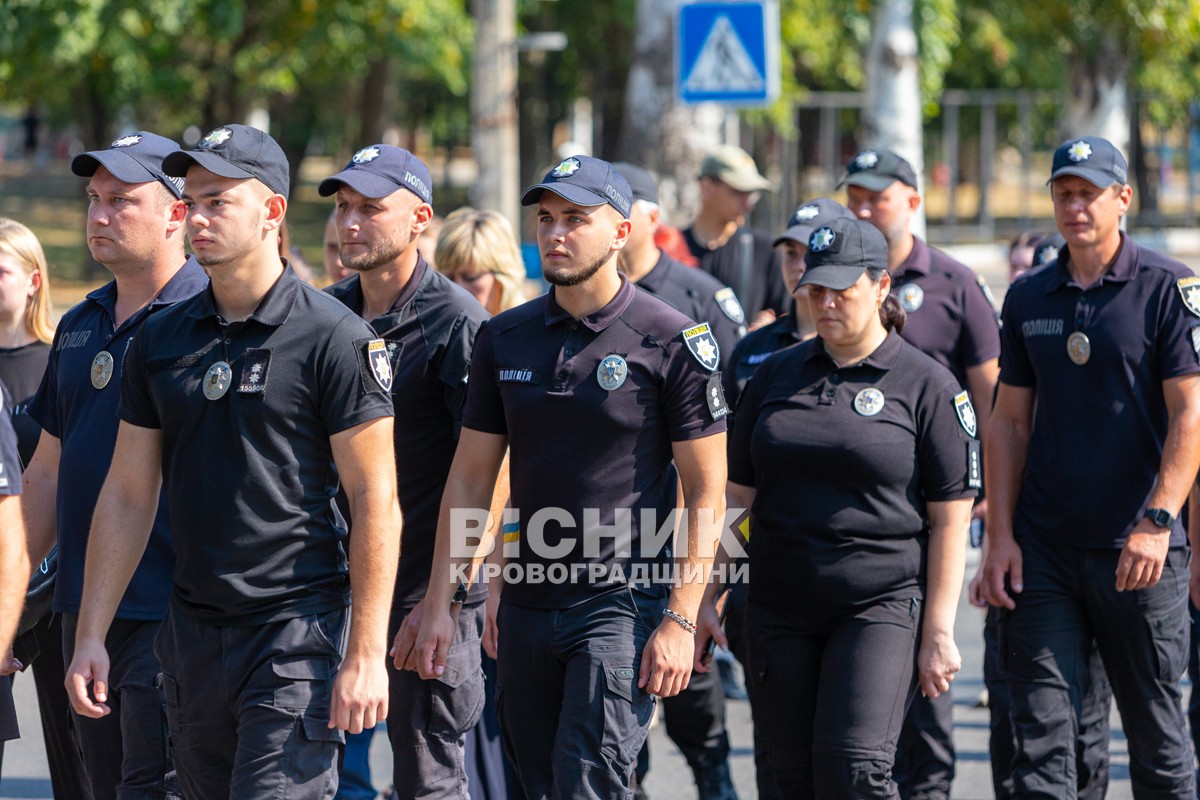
left=403, top=154, right=728, bottom=800
left=615, top=161, right=744, bottom=366
left=614, top=161, right=740, bottom=799
left=981, top=136, right=1200, bottom=797
left=841, top=148, right=1000, bottom=800
left=683, top=145, right=788, bottom=326
left=65, top=124, right=402, bottom=800
left=319, top=144, right=492, bottom=800
left=21, top=131, right=205, bottom=800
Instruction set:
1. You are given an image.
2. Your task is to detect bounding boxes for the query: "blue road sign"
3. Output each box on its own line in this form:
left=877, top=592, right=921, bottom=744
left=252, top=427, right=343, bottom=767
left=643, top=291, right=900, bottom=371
left=678, top=1, right=779, bottom=106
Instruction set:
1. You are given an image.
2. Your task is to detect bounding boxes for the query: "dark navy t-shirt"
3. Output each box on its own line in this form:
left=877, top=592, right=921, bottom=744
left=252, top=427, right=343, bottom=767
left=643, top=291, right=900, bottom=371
left=0, top=382, right=20, bottom=498
left=999, top=234, right=1200, bottom=548
left=28, top=259, right=207, bottom=619
left=327, top=256, right=488, bottom=609
left=634, top=252, right=745, bottom=367
left=463, top=276, right=728, bottom=609
left=684, top=226, right=789, bottom=319
left=729, top=331, right=978, bottom=616
left=120, top=267, right=395, bottom=625
left=0, top=341, right=50, bottom=466
left=892, top=237, right=1001, bottom=388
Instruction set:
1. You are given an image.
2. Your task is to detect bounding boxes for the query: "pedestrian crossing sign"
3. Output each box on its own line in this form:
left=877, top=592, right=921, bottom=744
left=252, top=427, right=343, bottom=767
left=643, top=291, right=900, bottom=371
left=678, top=1, right=779, bottom=106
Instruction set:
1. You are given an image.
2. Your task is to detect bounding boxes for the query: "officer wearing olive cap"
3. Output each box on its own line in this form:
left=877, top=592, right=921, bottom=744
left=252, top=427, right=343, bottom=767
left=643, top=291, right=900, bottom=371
left=684, top=145, right=788, bottom=326
left=980, top=136, right=1200, bottom=797
left=696, top=215, right=977, bottom=797
left=66, top=124, right=402, bottom=799
left=20, top=131, right=203, bottom=800
left=407, top=154, right=728, bottom=800
left=318, top=144, right=492, bottom=800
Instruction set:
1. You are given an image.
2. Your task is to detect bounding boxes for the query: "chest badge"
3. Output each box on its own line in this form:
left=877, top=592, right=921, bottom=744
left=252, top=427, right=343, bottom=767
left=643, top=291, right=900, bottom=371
left=597, top=354, right=628, bottom=391
left=899, top=283, right=924, bottom=313
left=854, top=387, right=885, bottom=416
left=953, top=391, right=977, bottom=437
left=1066, top=331, right=1091, bottom=365
left=203, top=360, right=233, bottom=400
left=90, top=351, right=114, bottom=390
left=682, top=323, right=721, bottom=372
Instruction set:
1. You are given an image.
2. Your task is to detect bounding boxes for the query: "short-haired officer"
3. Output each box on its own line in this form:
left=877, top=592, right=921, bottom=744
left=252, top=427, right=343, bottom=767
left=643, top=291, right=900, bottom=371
left=841, top=148, right=1000, bottom=798
left=21, top=131, right=204, bottom=800
left=683, top=145, right=788, bottom=326
left=405, top=155, right=729, bottom=800
left=65, top=124, right=402, bottom=799
left=614, top=162, right=744, bottom=362
left=981, top=136, right=1200, bottom=796
left=319, top=144, right=491, bottom=799
left=612, top=161, right=738, bottom=798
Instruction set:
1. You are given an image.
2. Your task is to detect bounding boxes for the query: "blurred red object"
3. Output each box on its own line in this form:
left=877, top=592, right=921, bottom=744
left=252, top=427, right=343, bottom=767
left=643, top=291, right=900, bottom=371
left=655, top=223, right=698, bottom=267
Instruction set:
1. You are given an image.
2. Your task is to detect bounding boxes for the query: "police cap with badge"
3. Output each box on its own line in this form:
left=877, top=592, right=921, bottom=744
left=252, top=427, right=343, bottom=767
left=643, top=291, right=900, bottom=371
left=522, top=154, right=633, bottom=219
left=163, top=123, right=291, bottom=198
left=1047, top=136, right=1128, bottom=189
left=838, top=149, right=919, bottom=192
left=318, top=144, right=433, bottom=204
left=797, top=217, right=889, bottom=291
left=773, top=198, right=855, bottom=249
left=72, top=131, right=186, bottom=199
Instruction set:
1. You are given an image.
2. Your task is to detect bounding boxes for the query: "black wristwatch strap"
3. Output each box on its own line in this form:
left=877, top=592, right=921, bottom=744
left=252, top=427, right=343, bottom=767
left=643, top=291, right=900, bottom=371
left=1145, top=508, right=1176, bottom=530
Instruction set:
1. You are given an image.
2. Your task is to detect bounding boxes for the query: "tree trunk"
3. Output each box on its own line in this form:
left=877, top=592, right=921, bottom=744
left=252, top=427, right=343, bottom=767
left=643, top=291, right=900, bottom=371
left=470, top=0, right=520, bottom=235
left=1062, top=33, right=1130, bottom=157
left=360, top=57, right=390, bottom=146
left=616, top=0, right=724, bottom=225
left=862, top=0, right=926, bottom=237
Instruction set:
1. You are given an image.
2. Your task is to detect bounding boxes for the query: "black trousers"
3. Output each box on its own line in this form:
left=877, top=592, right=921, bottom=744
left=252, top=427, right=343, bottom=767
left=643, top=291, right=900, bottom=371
left=893, top=691, right=954, bottom=800
left=62, top=614, right=179, bottom=800
left=724, top=584, right=781, bottom=800
left=154, top=604, right=347, bottom=800
left=1001, top=539, right=1193, bottom=799
left=747, top=597, right=920, bottom=799
left=495, top=587, right=663, bottom=800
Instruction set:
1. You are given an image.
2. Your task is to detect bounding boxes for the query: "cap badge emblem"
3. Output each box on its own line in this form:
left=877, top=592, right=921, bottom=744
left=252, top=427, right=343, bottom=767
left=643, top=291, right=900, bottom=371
left=792, top=205, right=820, bottom=222
left=854, top=151, right=879, bottom=169
left=352, top=146, right=381, bottom=164
left=809, top=227, right=835, bottom=252
left=111, top=135, right=142, bottom=148
left=551, top=158, right=581, bottom=178
left=201, top=127, right=233, bottom=149
left=1037, top=245, right=1060, bottom=266
left=1068, top=141, right=1092, bottom=162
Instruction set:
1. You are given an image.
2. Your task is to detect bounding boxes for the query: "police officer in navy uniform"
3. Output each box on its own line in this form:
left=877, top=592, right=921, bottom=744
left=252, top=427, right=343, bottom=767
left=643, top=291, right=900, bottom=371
left=404, top=155, right=729, bottom=800
left=65, top=124, right=402, bottom=800
left=981, top=136, right=1200, bottom=797
left=841, top=148, right=1000, bottom=799
left=0, top=383, right=29, bottom=773
left=683, top=145, right=788, bottom=326
left=724, top=198, right=855, bottom=406
left=613, top=160, right=739, bottom=800
left=698, top=216, right=977, bottom=797
left=320, top=144, right=491, bottom=799
left=20, top=131, right=204, bottom=800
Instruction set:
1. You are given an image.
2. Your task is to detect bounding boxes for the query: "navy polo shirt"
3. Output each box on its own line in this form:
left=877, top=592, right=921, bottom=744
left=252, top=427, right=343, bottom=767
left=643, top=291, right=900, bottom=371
left=729, top=331, right=978, bottom=615
left=723, top=306, right=803, bottom=409
left=28, top=259, right=207, bottom=620
left=999, top=234, right=1200, bottom=549
left=327, top=256, right=488, bottom=609
left=634, top=252, right=745, bottom=367
left=463, top=276, right=727, bottom=609
left=0, top=383, right=20, bottom=497
left=119, top=267, right=395, bottom=625
left=892, top=236, right=1001, bottom=388
left=684, top=226, right=789, bottom=318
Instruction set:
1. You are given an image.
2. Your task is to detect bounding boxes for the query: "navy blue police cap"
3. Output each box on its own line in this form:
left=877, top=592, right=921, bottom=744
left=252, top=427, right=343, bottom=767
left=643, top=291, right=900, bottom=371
left=163, top=124, right=290, bottom=198
left=838, top=149, right=919, bottom=192
left=71, top=131, right=185, bottom=199
left=522, top=155, right=633, bottom=219
left=798, top=217, right=889, bottom=291
left=773, top=198, right=855, bottom=248
left=318, top=144, right=433, bottom=205
left=1048, top=136, right=1128, bottom=188
left=611, top=162, right=659, bottom=205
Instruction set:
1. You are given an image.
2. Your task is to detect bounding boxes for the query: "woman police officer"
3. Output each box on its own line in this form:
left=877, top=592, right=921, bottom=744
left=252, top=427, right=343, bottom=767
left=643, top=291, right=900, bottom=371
left=696, top=217, right=977, bottom=798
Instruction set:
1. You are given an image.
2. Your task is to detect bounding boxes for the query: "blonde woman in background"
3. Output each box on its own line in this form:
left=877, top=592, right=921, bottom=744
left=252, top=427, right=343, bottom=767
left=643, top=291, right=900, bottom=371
left=434, top=207, right=528, bottom=315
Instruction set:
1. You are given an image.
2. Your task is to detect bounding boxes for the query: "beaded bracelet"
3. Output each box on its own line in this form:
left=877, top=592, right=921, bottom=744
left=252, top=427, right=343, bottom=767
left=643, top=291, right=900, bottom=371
left=662, top=608, right=697, bottom=635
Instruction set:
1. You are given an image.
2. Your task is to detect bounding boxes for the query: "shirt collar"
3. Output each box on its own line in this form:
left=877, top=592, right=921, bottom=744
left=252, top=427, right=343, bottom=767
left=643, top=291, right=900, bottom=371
left=1046, top=232, right=1137, bottom=292
left=86, top=256, right=207, bottom=320
left=190, top=262, right=300, bottom=326
left=892, top=235, right=931, bottom=278
left=329, top=253, right=429, bottom=322
left=804, top=328, right=904, bottom=371
left=634, top=251, right=675, bottom=293
left=544, top=273, right=636, bottom=332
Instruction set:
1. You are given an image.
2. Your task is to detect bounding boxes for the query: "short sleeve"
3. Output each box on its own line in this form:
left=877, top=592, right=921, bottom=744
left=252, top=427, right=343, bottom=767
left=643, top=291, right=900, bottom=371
left=27, top=332, right=61, bottom=437
left=1157, top=274, right=1200, bottom=380
left=436, top=312, right=483, bottom=437
left=461, top=322, right=507, bottom=435
left=998, top=289, right=1035, bottom=388
left=119, top=327, right=163, bottom=429
left=316, top=315, right=395, bottom=434
left=660, top=336, right=728, bottom=442
left=726, top=369, right=767, bottom=487
left=960, top=274, right=1002, bottom=367
left=916, top=379, right=979, bottom=502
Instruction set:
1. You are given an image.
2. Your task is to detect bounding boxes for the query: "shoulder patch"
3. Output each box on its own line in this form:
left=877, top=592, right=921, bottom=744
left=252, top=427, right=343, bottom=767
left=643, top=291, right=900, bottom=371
left=713, top=287, right=746, bottom=325
left=682, top=323, right=720, bottom=372
left=359, top=338, right=393, bottom=392
left=706, top=373, right=730, bottom=421
left=1177, top=276, right=1200, bottom=318
left=953, top=391, right=977, bottom=438
left=976, top=274, right=998, bottom=312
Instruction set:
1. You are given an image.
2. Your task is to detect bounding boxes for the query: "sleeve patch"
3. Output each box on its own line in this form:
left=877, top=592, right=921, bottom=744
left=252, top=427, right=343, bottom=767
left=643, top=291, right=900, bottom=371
left=953, top=391, right=977, bottom=438
left=357, top=338, right=393, bottom=392
left=682, top=323, right=721, bottom=372
left=1177, top=276, right=1200, bottom=317
left=714, top=287, right=746, bottom=325
left=967, top=440, right=982, bottom=489
left=706, top=372, right=730, bottom=421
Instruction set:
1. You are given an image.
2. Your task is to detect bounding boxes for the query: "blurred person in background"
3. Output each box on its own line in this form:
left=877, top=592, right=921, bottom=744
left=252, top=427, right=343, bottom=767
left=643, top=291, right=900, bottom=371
left=435, top=207, right=528, bottom=315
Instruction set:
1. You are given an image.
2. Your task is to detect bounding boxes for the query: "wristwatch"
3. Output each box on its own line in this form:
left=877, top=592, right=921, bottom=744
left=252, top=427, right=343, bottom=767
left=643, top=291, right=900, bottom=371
left=1145, top=508, right=1176, bottom=530
left=450, top=581, right=469, bottom=607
